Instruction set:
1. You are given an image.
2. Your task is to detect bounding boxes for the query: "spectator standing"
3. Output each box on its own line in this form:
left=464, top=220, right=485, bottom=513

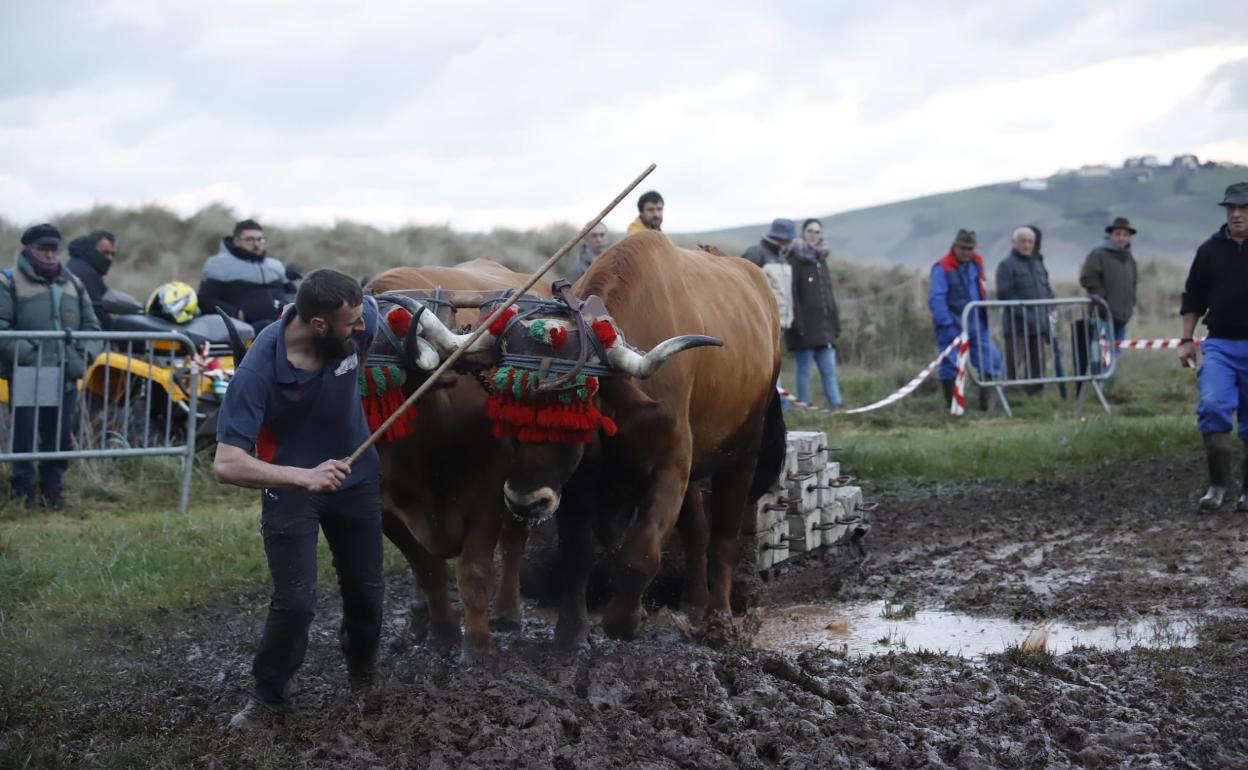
left=0, top=224, right=101, bottom=509
left=67, top=229, right=118, bottom=329
left=1079, top=217, right=1138, bottom=372
left=199, top=219, right=287, bottom=331
left=1178, top=182, right=1248, bottom=511
left=785, top=218, right=843, bottom=410
left=996, top=226, right=1054, bottom=395
left=565, top=222, right=609, bottom=284
left=627, top=191, right=664, bottom=234
left=928, top=229, right=1002, bottom=409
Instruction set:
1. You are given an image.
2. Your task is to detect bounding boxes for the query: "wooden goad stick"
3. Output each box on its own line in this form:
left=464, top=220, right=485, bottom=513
left=345, top=162, right=657, bottom=466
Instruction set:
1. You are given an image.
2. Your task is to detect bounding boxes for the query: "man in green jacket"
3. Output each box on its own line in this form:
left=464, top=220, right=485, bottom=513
left=1079, top=216, right=1139, bottom=373
left=0, top=224, right=101, bottom=509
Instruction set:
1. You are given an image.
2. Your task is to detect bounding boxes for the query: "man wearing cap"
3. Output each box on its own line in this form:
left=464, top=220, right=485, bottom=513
left=1179, top=182, right=1248, bottom=512
left=0, top=224, right=101, bottom=509
left=67, top=229, right=119, bottom=330
left=744, top=218, right=798, bottom=330
left=928, top=229, right=1002, bottom=410
left=1079, top=217, right=1138, bottom=375
left=627, top=191, right=664, bottom=234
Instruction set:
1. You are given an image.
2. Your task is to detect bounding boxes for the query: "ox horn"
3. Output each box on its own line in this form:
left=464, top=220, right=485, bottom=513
left=373, top=292, right=445, bottom=371
left=413, top=304, right=500, bottom=362
left=606, top=333, right=724, bottom=378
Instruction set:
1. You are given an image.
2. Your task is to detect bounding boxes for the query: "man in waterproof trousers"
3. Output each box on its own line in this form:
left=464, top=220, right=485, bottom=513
left=213, top=268, right=383, bottom=730
left=928, top=229, right=1002, bottom=410
left=1179, top=182, right=1248, bottom=512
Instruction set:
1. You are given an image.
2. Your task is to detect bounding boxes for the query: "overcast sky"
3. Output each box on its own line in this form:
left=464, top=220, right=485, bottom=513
left=1, top=1, right=1245, bottom=233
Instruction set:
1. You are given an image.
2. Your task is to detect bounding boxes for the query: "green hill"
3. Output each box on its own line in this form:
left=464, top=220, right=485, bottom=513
left=682, top=163, right=1247, bottom=278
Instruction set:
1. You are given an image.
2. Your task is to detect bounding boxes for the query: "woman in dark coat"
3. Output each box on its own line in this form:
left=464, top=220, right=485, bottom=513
left=787, top=218, right=843, bottom=408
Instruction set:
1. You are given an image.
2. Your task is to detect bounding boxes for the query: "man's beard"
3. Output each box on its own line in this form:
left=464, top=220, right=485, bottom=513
left=314, top=331, right=356, bottom=361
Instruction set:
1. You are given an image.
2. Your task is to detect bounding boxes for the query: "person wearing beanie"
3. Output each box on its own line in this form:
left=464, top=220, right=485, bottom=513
left=198, top=219, right=288, bottom=331
left=928, top=229, right=1002, bottom=410
left=1178, top=182, right=1248, bottom=512
left=1079, top=217, right=1138, bottom=376
left=67, top=229, right=118, bottom=329
left=0, top=223, right=101, bottom=509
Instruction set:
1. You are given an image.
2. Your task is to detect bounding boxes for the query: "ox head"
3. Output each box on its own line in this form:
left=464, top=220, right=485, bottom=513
left=410, top=295, right=722, bottom=524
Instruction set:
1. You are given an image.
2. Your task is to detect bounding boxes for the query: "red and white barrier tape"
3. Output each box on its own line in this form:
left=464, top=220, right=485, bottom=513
left=950, top=335, right=972, bottom=416
left=777, top=336, right=964, bottom=415
left=1115, top=338, right=1203, bottom=349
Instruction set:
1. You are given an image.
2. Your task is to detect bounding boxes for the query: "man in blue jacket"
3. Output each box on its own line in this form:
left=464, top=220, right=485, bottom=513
left=1179, top=182, right=1248, bottom=512
left=928, top=229, right=1001, bottom=410
left=212, top=268, right=384, bottom=730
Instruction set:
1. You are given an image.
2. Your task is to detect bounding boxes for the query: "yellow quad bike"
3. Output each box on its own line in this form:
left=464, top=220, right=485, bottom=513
left=79, top=291, right=256, bottom=449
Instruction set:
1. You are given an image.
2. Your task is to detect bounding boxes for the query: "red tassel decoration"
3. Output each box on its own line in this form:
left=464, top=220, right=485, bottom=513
left=592, top=319, right=617, bottom=348
left=386, top=306, right=413, bottom=337
left=548, top=325, right=568, bottom=347
left=487, top=307, right=517, bottom=337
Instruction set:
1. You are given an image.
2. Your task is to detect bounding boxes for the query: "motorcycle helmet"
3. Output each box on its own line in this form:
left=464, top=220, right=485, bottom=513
left=146, top=281, right=199, bottom=324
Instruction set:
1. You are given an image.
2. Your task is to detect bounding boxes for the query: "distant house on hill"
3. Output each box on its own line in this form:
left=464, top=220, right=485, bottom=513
left=1076, top=164, right=1112, bottom=178
left=1171, top=154, right=1200, bottom=172
left=1018, top=178, right=1048, bottom=191
left=1123, top=155, right=1160, bottom=169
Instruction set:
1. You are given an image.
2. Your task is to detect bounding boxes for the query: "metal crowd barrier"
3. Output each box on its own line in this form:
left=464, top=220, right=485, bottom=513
left=0, top=330, right=201, bottom=513
left=959, top=296, right=1117, bottom=416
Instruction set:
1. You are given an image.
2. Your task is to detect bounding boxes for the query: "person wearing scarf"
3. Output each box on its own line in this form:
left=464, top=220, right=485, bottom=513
left=0, top=224, right=101, bottom=509
left=785, top=218, right=843, bottom=409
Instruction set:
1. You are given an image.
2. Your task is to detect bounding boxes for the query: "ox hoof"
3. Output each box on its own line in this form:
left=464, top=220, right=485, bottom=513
left=407, top=602, right=431, bottom=641
left=554, top=622, right=589, bottom=653
left=602, top=608, right=642, bottom=641
left=490, top=614, right=522, bottom=633
left=428, top=620, right=463, bottom=657
left=460, top=634, right=499, bottom=669
left=702, top=610, right=748, bottom=650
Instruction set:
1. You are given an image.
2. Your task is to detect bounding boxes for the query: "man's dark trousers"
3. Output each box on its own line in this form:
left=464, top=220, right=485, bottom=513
left=252, top=478, right=383, bottom=706
left=10, top=388, right=77, bottom=498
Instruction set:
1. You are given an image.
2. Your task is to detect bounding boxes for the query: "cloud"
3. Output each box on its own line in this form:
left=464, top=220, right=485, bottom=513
left=0, top=0, right=1245, bottom=234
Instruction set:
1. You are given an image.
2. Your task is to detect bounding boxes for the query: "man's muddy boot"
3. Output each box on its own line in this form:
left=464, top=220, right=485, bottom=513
left=227, top=698, right=289, bottom=733
left=1237, top=440, right=1248, bottom=512
left=940, top=379, right=954, bottom=409
left=1199, top=432, right=1232, bottom=512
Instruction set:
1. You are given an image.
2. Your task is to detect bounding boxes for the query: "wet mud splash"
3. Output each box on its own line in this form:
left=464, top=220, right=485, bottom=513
left=4, top=456, right=1248, bottom=768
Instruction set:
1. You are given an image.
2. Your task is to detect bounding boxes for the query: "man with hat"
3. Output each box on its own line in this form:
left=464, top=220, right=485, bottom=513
left=1180, top=182, right=1248, bottom=512
left=1079, top=217, right=1138, bottom=375
left=744, top=217, right=798, bottom=329
left=928, top=229, right=1002, bottom=409
left=0, top=224, right=101, bottom=509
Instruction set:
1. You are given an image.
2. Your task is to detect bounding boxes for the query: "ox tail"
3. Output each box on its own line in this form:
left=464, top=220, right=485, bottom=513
left=748, top=388, right=786, bottom=503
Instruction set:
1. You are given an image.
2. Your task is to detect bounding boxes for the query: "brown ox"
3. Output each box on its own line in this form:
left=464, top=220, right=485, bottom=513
left=367, top=258, right=545, bottom=662
left=416, top=231, right=785, bottom=647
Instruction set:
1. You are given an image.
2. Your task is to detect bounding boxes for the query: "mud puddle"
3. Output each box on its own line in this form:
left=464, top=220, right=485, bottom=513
left=753, top=600, right=1214, bottom=657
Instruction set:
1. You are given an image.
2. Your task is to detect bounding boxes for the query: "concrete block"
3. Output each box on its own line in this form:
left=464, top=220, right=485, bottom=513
left=786, top=511, right=821, bottom=552
left=784, top=470, right=820, bottom=514
left=818, top=500, right=849, bottom=547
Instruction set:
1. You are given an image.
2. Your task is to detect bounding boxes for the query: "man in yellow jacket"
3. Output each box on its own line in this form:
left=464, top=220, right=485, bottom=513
left=628, top=191, right=664, bottom=234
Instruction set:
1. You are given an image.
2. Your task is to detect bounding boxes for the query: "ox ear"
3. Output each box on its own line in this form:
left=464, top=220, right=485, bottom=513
left=605, top=331, right=724, bottom=379
left=597, top=377, right=672, bottom=443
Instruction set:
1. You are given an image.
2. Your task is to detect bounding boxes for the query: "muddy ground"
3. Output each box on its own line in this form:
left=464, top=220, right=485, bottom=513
left=4, top=455, right=1248, bottom=768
